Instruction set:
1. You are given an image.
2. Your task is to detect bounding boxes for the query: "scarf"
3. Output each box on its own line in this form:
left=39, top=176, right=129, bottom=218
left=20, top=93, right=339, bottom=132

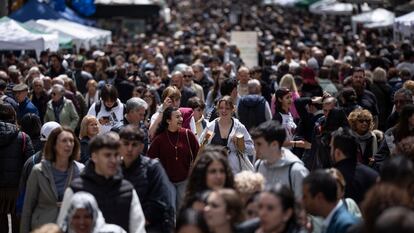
left=52, top=97, right=64, bottom=123
left=350, top=130, right=377, bottom=156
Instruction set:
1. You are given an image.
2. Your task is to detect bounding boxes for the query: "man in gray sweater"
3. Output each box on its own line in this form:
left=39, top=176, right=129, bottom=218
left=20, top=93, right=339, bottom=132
left=251, top=120, right=309, bottom=199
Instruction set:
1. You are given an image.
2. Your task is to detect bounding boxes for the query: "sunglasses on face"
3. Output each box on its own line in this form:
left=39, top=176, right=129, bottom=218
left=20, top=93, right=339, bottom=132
left=358, top=119, right=371, bottom=123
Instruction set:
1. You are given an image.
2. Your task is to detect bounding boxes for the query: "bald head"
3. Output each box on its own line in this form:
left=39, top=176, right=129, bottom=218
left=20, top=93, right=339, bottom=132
left=237, top=66, right=250, bottom=84
left=170, top=71, right=183, bottom=89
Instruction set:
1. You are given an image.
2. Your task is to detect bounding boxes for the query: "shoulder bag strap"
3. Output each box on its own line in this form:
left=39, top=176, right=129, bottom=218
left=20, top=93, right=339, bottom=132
left=185, top=129, right=194, bottom=164
left=255, top=160, right=262, bottom=172
left=288, top=162, right=298, bottom=191
left=57, top=163, right=75, bottom=207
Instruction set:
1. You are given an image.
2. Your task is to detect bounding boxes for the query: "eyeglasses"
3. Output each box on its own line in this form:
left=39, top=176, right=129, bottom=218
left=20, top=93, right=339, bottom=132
left=51, top=92, right=59, bottom=96
left=144, top=94, right=153, bottom=98
left=358, top=119, right=371, bottom=123
left=183, top=75, right=193, bottom=78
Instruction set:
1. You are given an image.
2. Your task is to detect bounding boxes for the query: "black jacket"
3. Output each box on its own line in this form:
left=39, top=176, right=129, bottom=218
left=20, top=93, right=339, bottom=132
left=294, top=97, right=324, bottom=142
left=386, top=111, right=399, bottom=130
left=195, top=74, right=214, bottom=98
left=122, top=155, right=174, bottom=232
left=79, top=137, right=91, bottom=164
left=356, top=89, right=379, bottom=117
left=70, top=162, right=134, bottom=231
left=180, top=87, right=197, bottom=107
left=73, top=70, right=93, bottom=94
left=114, top=78, right=135, bottom=104
left=334, top=158, right=379, bottom=204
left=0, top=122, right=34, bottom=188
left=30, top=90, right=50, bottom=123
left=369, top=81, right=392, bottom=131
left=238, top=94, right=267, bottom=131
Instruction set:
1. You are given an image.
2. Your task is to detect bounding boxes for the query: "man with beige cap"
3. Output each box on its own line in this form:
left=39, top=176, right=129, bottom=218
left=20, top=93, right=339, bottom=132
left=13, top=83, right=39, bottom=123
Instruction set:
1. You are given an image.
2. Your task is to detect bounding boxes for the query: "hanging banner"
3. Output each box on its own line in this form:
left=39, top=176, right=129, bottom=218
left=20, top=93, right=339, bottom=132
left=230, top=31, right=258, bottom=68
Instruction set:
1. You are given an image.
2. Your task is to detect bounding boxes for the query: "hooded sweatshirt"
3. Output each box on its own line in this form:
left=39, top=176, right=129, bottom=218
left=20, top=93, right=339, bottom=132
left=60, top=191, right=126, bottom=233
left=255, top=148, right=309, bottom=199
left=57, top=162, right=146, bottom=233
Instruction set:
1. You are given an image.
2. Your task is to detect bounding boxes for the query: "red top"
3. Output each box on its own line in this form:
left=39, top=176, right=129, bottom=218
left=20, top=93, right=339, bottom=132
left=147, top=128, right=199, bottom=182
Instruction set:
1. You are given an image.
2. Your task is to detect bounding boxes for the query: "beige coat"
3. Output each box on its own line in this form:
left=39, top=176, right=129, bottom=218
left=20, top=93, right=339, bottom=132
left=20, top=160, right=84, bottom=233
left=44, top=98, right=79, bottom=131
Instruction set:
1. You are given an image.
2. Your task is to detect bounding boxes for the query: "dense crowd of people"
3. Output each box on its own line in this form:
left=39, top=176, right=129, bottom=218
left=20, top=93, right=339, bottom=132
left=1, top=0, right=414, bottom=233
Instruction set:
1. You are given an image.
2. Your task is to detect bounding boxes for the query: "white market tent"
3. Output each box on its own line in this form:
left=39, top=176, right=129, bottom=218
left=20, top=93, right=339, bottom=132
left=394, top=11, right=414, bottom=41
left=0, top=17, right=58, bottom=56
left=24, top=20, right=86, bottom=50
left=309, top=0, right=371, bottom=15
left=55, top=19, right=112, bottom=45
left=352, top=8, right=395, bottom=33
left=21, top=21, right=73, bottom=49
left=262, top=0, right=300, bottom=7
left=28, top=19, right=100, bottom=51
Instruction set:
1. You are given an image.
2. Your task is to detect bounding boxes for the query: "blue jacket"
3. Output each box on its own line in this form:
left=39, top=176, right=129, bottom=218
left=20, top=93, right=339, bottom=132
left=326, top=204, right=359, bottom=233
left=17, top=97, right=39, bottom=121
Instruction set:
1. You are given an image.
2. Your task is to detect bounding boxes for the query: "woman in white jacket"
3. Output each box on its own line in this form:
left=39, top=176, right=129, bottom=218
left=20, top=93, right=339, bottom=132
left=199, top=96, right=255, bottom=174
left=87, top=84, right=124, bottom=134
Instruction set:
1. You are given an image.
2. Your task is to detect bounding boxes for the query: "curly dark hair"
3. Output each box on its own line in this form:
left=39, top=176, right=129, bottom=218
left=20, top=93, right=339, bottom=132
left=184, top=147, right=234, bottom=207
left=155, top=106, right=180, bottom=136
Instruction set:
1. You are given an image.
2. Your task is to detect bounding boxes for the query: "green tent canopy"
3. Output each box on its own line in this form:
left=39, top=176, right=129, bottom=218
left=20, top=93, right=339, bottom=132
left=19, top=21, right=73, bottom=49
left=295, top=0, right=320, bottom=8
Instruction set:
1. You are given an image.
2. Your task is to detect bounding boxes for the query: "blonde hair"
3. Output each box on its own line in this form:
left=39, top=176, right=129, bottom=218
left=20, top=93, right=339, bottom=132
left=161, top=86, right=181, bottom=101
left=31, top=223, right=62, bottom=233
left=234, top=171, right=265, bottom=195
left=279, top=74, right=298, bottom=93
left=79, top=115, right=99, bottom=138
left=348, top=108, right=374, bottom=132
left=403, top=80, right=414, bottom=94
left=86, top=79, right=98, bottom=89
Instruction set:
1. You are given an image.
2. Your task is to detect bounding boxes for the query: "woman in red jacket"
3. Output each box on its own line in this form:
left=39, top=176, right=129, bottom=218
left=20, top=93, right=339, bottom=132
left=147, top=106, right=199, bottom=210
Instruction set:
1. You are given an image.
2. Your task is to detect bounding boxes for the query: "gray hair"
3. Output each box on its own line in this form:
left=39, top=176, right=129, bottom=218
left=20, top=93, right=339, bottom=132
left=52, top=76, right=65, bottom=86
left=171, top=70, right=183, bottom=79
left=395, top=88, right=413, bottom=100
left=126, top=97, right=148, bottom=113
left=52, top=84, right=65, bottom=95
left=373, top=67, right=387, bottom=82
left=191, top=63, right=205, bottom=71
left=32, top=77, right=44, bottom=87
left=247, top=79, right=261, bottom=94
left=183, top=66, right=194, bottom=74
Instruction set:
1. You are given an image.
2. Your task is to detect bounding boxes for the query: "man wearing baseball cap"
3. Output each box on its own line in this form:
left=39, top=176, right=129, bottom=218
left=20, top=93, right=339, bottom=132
left=15, top=121, right=61, bottom=219
left=13, top=83, right=39, bottom=123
